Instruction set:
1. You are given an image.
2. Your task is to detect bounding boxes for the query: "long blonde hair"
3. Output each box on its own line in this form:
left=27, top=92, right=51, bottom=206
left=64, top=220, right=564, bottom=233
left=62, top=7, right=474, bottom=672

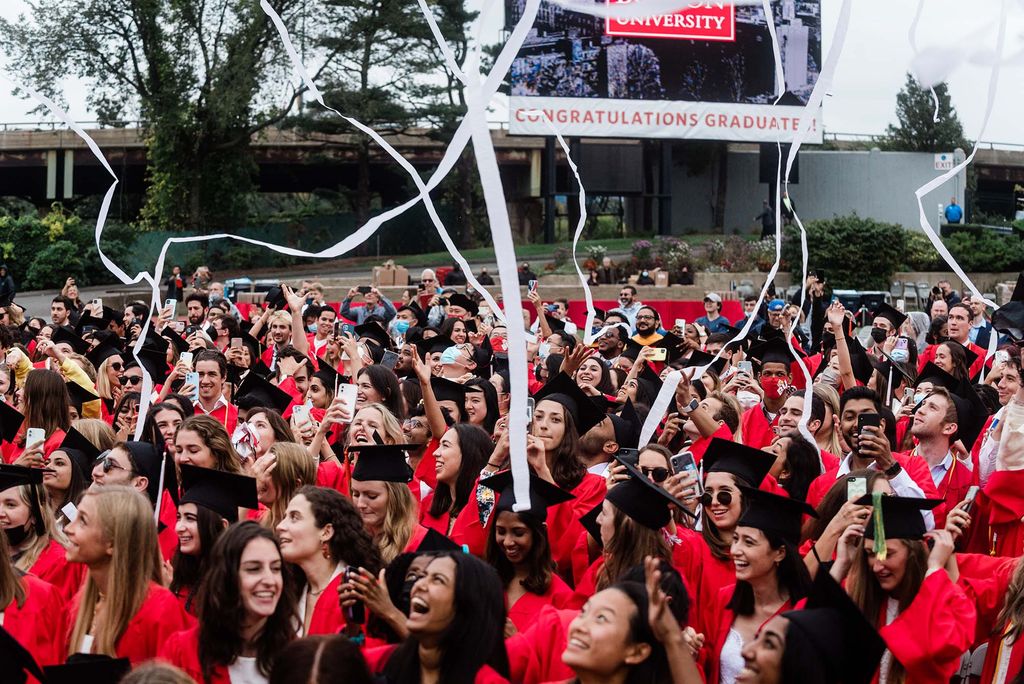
left=68, top=486, right=162, bottom=657
left=95, top=357, right=121, bottom=401
left=0, top=530, right=25, bottom=610
left=346, top=403, right=404, bottom=448
left=374, top=481, right=418, bottom=564
left=72, top=418, right=116, bottom=452
left=11, top=484, right=62, bottom=572
left=261, top=442, right=316, bottom=531
left=995, top=557, right=1024, bottom=644
left=812, top=383, right=844, bottom=457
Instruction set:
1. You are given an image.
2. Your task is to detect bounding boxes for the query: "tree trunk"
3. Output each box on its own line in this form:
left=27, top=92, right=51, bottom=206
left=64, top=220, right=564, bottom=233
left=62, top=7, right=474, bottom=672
left=714, top=142, right=729, bottom=230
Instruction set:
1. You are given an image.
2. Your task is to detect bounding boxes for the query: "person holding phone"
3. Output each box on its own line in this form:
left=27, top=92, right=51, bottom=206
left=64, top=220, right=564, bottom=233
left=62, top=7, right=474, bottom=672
left=804, top=386, right=939, bottom=518
left=341, top=286, right=397, bottom=325
left=160, top=521, right=296, bottom=682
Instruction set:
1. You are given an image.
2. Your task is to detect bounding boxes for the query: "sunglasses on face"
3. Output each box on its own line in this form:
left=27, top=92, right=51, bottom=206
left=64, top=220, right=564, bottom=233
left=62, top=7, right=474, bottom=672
left=109, top=362, right=124, bottom=371
left=640, top=466, right=670, bottom=483
left=97, top=455, right=128, bottom=474
left=123, top=375, right=143, bottom=386
left=700, top=490, right=734, bottom=507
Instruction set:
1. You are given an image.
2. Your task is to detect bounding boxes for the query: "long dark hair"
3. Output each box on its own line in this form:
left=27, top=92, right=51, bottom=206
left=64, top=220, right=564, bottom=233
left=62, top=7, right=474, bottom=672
left=535, top=400, right=587, bottom=491
left=196, top=522, right=297, bottom=682
left=296, top=486, right=382, bottom=580
left=485, top=511, right=554, bottom=596
left=269, top=635, right=374, bottom=684
left=383, top=553, right=509, bottom=682
left=780, top=622, right=829, bottom=684
left=429, top=424, right=491, bottom=520
left=464, top=378, right=499, bottom=434
left=357, top=366, right=405, bottom=421
left=21, top=369, right=71, bottom=445
left=139, top=401, right=187, bottom=455
left=170, top=503, right=227, bottom=612
left=776, top=432, right=821, bottom=503
left=726, top=532, right=812, bottom=616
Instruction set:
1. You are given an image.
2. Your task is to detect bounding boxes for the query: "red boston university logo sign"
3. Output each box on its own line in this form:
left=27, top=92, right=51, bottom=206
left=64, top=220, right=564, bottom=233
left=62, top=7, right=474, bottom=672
left=605, top=0, right=736, bottom=41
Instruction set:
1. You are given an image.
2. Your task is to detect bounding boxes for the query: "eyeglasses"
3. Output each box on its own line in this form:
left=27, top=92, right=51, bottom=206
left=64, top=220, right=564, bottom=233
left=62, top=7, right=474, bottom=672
left=123, top=376, right=143, bottom=386
left=109, top=362, right=124, bottom=371
left=403, top=419, right=427, bottom=430
left=640, top=466, right=670, bottom=483
left=699, top=490, right=734, bottom=507
left=636, top=315, right=656, bottom=321
left=98, top=456, right=128, bottom=474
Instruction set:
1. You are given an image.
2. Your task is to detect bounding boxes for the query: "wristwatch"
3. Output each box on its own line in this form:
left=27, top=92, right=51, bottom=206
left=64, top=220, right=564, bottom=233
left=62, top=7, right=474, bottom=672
left=681, top=398, right=700, bottom=415
left=883, top=461, right=902, bottom=479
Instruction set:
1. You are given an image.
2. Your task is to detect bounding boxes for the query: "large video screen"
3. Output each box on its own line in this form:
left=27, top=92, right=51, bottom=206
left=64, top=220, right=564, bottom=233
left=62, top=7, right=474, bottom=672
left=507, top=0, right=823, bottom=142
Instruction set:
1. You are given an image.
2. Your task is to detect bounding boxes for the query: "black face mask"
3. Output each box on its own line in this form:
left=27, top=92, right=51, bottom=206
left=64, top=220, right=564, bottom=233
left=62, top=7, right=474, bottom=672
left=870, top=327, right=888, bottom=344
left=4, top=524, right=30, bottom=548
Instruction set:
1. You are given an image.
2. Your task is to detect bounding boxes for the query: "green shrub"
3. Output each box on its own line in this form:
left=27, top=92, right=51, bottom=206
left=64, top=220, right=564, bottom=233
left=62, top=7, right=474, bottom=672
left=783, top=215, right=909, bottom=290
left=941, top=231, right=1024, bottom=272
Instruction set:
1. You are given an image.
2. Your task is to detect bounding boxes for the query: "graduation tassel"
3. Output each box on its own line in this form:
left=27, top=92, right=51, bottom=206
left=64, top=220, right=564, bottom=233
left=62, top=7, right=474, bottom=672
left=872, top=490, right=887, bottom=561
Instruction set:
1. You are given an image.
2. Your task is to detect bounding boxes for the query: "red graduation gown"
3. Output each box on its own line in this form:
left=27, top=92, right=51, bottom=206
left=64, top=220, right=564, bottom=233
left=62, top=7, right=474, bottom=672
left=506, top=605, right=576, bottom=684
left=304, top=571, right=347, bottom=636
left=28, top=538, right=85, bottom=603
left=956, top=554, right=1024, bottom=684
left=4, top=575, right=66, bottom=667
left=2, top=429, right=66, bottom=464
left=965, top=469, right=1024, bottom=558
left=739, top=404, right=777, bottom=450
left=363, top=644, right=510, bottom=683
left=193, top=402, right=239, bottom=434
left=159, top=625, right=232, bottom=684
left=805, top=450, right=940, bottom=510
left=507, top=575, right=573, bottom=633
left=874, top=570, right=975, bottom=683
left=65, top=581, right=193, bottom=664
left=918, top=340, right=987, bottom=381
left=928, top=453, right=978, bottom=529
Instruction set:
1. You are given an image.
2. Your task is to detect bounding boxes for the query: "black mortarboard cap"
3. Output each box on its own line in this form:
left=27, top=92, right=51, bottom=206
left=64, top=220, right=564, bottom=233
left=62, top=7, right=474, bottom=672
left=872, top=302, right=908, bottom=330
left=123, top=441, right=164, bottom=505
left=609, top=400, right=641, bottom=449
left=748, top=336, right=803, bottom=366
left=161, top=327, right=189, bottom=354
left=57, top=427, right=102, bottom=475
left=264, top=286, right=286, bottom=310
left=430, top=377, right=469, bottom=407
left=620, top=339, right=643, bottom=361
left=479, top=468, right=575, bottom=521
left=235, top=372, right=293, bottom=413
left=447, top=293, right=478, bottom=317
left=579, top=500, right=604, bottom=548
left=915, top=362, right=960, bottom=391
left=239, top=330, right=264, bottom=357
left=784, top=571, right=886, bottom=684
left=355, top=322, right=391, bottom=349
left=415, top=527, right=462, bottom=552
left=43, top=654, right=131, bottom=684
left=86, top=339, right=122, bottom=368
left=607, top=454, right=692, bottom=528
left=720, top=324, right=752, bottom=350
left=703, top=437, right=775, bottom=488
left=532, top=372, right=606, bottom=435
left=427, top=335, right=455, bottom=355
left=543, top=314, right=566, bottom=334
left=348, top=443, right=418, bottom=483
left=50, top=325, right=89, bottom=355
left=0, top=464, right=43, bottom=492
left=679, top=349, right=728, bottom=375
left=737, top=486, right=817, bottom=545
left=651, top=332, right=687, bottom=363
left=0, top=625, right=44, bottom=684
left=855, top=494, right=942, bottom=540
left=869, top=357, right=915, bottom=388
left=592, top=307, right=608, bottom=321
left=180, top=464, right=258, bottom=523
left=993, top=272, right=1024, bottom=339
left=846, top=337, right=877, bottom=386
left=135, top=343, right=171, bottom=385
left=313, top=363, right=342, bottom=394
left=637, top=362, right=664, bottom=398
left=0, top=401, right=24, bottom=442
left=75, top=306, right=119, bottom=333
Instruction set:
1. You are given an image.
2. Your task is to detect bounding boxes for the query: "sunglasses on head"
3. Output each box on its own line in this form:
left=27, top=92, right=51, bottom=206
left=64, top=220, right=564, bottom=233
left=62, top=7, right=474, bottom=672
left=699, top=490, right=734, bottom=507
left=640, top=466, right=670, bottom=483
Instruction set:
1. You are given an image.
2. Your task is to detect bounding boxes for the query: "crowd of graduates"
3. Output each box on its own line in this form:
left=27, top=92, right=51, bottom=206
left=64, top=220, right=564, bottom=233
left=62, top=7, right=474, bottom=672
left=1, top=266, right=1024, bottom=683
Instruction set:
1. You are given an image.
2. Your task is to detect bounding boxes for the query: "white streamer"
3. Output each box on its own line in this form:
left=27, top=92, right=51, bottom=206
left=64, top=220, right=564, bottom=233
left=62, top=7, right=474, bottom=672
left=911, top=0, right=1009, bottom=315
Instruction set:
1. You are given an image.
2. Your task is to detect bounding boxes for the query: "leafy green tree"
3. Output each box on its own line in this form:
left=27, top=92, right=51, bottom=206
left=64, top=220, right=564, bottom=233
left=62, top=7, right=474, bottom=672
left=884, top=74, right=969, bottom=153
left=0, top=1, right=324, bottom=232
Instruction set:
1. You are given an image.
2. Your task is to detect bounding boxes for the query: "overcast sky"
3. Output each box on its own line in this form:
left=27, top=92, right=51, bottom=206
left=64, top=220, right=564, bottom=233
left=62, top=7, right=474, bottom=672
left=1, top=0, right=1022, bottom=145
